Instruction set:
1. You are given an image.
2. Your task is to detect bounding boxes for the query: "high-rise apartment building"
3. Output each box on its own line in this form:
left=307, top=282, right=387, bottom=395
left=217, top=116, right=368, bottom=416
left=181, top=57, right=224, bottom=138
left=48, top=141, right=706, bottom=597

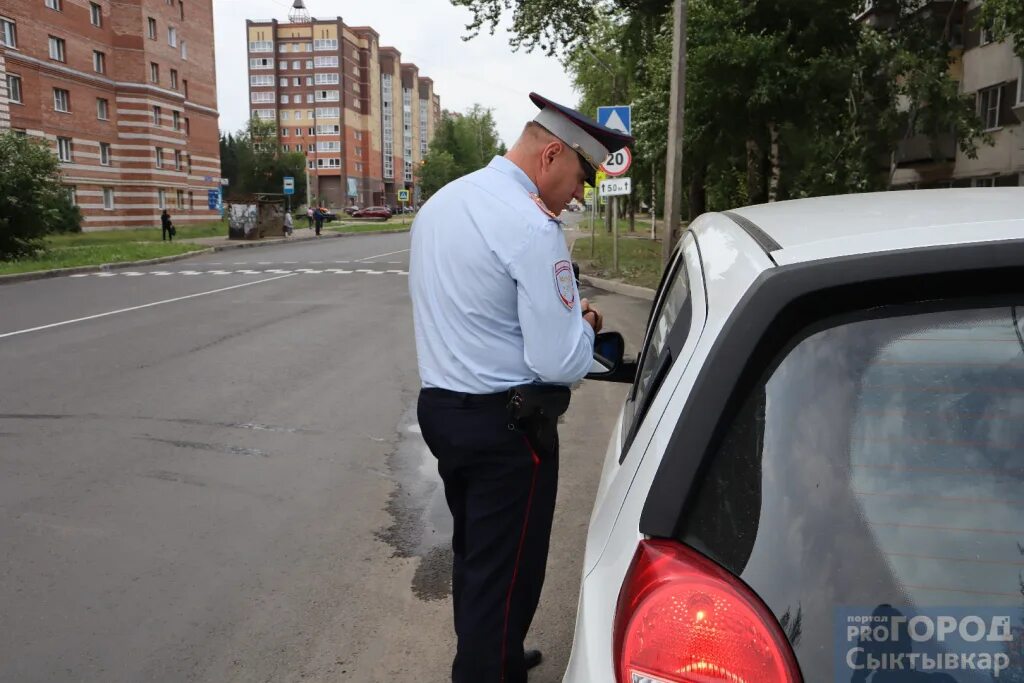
left=246, top=14, right=438, bottom=208
left=0, top=0, right=222, bottom=229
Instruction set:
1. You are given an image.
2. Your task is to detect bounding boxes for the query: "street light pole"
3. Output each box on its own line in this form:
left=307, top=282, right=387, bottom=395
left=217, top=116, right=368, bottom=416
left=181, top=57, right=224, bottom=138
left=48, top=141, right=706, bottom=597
left=662, top=0, right=688, bottom=267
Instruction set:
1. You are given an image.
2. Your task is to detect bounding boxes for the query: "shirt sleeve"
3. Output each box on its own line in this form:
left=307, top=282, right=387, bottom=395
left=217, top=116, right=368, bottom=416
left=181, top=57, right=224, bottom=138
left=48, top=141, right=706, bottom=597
left=507, top=221, right=596, bottom=384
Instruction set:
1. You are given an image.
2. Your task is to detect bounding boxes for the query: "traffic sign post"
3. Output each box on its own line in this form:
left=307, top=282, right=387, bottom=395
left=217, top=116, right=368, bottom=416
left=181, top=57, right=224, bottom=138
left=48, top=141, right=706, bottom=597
left=397, top=189, right=410, bottom=218
left=599, top=177, right=632, bottom=196
left=283, top=176, right=295, bottom=213
left=597, top=105, right=633, bottom=273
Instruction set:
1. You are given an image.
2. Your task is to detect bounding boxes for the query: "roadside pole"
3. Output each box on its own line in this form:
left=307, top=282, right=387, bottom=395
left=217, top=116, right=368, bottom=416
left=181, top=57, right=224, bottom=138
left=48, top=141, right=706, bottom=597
left=662, top=0, right=688, bottom=267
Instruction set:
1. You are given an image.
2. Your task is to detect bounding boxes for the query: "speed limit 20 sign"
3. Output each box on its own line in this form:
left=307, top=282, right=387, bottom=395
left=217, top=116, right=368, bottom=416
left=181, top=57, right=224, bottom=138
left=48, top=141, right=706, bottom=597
left=600, top=146, right=632, bottom=177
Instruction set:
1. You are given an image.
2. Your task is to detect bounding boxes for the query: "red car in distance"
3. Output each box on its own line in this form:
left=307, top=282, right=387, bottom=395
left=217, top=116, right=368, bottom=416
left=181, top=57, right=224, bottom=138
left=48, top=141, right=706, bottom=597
left=352, top=206, right=393, bottom=219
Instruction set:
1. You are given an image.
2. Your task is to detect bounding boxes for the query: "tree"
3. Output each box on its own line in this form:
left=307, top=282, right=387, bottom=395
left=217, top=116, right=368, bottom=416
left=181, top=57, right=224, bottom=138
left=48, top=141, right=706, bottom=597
left=220, top=118, right=307, bottom=202
left=417, top=105, right=504, bottom=199
left=0, top=132, right=81, bottom=260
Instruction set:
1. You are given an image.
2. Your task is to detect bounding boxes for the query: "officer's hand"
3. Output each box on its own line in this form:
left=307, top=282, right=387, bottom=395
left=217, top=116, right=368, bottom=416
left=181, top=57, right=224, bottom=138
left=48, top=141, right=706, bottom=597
left=581, top=299, right=603, bottom=333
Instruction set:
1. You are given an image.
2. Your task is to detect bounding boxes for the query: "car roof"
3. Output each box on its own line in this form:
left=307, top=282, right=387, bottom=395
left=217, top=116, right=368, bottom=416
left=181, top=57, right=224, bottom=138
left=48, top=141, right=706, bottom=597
left=725, top=188, right=1024, bottom=265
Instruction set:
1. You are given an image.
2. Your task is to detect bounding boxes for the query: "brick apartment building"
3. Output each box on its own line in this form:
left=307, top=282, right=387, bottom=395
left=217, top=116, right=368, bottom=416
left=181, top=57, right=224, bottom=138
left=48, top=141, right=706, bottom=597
left=0, top=0, right=221, bottom=230
left=245, top=13, right=439, bottom=209
left=860, top=0, right=1023, bottom=188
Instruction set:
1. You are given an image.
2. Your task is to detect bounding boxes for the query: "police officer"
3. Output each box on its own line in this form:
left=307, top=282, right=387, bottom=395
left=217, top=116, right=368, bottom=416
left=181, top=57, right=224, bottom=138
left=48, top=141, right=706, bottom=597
left=409, top=93, right=633, bottom=683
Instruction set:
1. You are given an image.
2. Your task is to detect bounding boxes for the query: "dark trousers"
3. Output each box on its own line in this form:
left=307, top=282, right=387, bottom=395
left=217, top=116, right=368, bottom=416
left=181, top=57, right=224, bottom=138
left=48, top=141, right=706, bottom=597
left=162, top=225, right=172, bottom=241
left=314, top=218, right=322, bottom=235
left=417, top=389, right=559, bottom=683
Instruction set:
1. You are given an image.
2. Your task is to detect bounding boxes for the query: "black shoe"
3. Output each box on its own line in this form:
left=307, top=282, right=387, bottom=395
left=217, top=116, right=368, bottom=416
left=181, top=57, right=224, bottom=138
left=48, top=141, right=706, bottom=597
left=524, top=649, right=542, bottom=670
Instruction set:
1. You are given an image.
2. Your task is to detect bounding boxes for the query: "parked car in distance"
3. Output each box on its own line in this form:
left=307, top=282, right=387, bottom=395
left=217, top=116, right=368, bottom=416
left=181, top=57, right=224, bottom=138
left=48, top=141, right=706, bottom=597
left=343, top=206, right=361, bottom=216
left=567, top=188, right=1024, bottom=683
left=352, top=206, right=393, bottom=219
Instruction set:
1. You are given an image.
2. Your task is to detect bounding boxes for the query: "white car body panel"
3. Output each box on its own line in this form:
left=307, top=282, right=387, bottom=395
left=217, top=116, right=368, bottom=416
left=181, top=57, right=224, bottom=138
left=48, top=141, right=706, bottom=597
left=564, top=220, right=774, bottom=682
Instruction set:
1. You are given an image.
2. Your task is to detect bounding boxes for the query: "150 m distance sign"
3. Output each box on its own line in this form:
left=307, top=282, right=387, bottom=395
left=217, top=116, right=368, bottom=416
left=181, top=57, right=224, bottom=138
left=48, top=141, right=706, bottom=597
left=599, top=177, right=631, bottom=197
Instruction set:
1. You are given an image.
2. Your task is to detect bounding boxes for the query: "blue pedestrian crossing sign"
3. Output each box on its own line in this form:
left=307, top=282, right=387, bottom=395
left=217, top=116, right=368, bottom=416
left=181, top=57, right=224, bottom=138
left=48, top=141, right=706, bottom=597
left=596, top=105, right=631, bottom=135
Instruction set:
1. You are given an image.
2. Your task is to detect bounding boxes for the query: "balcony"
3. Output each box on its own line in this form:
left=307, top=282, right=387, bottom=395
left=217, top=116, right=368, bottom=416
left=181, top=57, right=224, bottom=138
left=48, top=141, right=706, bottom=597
left=895, top=131, right=956, bottom=165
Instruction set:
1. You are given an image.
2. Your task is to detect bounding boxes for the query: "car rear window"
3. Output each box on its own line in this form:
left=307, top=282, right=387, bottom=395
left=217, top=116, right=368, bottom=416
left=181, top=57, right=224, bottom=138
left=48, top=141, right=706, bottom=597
left=681, top=302, right=1024, bottom=679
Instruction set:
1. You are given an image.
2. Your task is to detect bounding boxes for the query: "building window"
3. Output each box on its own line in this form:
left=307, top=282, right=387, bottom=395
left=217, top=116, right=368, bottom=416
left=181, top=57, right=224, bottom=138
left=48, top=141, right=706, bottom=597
left=53, top=88, right=70, bottom=112
left=279, top=77, right=287, bottom=87
left=253, top=75, right=275, bottom=87
left=306, top=93, right=314, bottom=103
left=153, top=105, right=162, bottom=125
left=251, top=91, right=274, bottom=103
left=291, top=60, right=300, bottom=70
left=173, top=110, right=180, bottom=130
left=978, top=85, right=1001, bottom=130
left=281, top=94, right=289, bottom=104
left=279, top=60, right=287, bottom=70
left=67, top=185, right=77, bottom=205
left=170, top=69, right=178, bottom=89
left=305, top=76, right=312, bottom=86
left=167, top=26, right=177, bottom=47
left=48, top=36, right=66, bottom=62
left=147, top=17, right=156, bottom=39
left=90, top=2, right=101, bottom=26
left=1, top=17, right=17, bottom=47
left=155, top=146, right=163, bottom=168
left=252, top=109, right=275, bottom=120
left=313, top=38, right=337, bottom=51
left=315, top=55, right=338, bottom=68
left=972, top=177, right=996, bottom=188
left=178, top=0, right=184, bottom=20
left=96, top=97, right=109, bottom=119
left=93, top=50, right=106, bottom=74
left=6, top=74, right=22, bottom=104
left=174, top=150, right=182, bottom=170
left=45, top=0, right=62, bottom=11
left=308, top=127, right=314, bottom=136
left=315, top=73, right=339, bottom=85
left=295, top=127, right=301, bottom=136
left=188, top=191, right=193, bottom=210
left=355, top=146, right=362, bottom=157
left=176, top=189, right=184, bottom=207
left=249, top=40, right=272, bottom=52
left=181, top=40, right=187, bottom=60
left=980, top=22, right=995, bottom=46
left=295, top=111, right=302, bottom=120
left=150, top=62, right=159, bottom=84
left=293, top=77, right=300, bottom=86
left=281, top=111, right=290, bottom=121
left=185, top=117, right=190, bottom=135
left=305, top=60, right=313, bottom=69
left=57, top=136, right=72, bottom=162
left=281, top=128, right=289, bottom=137
left=356, top=162, right=363, bottom=172
left=103, top=187, right=114, bottom=210
left=100, top=142, right=111, bottom=165
left=158, top=189, right=166, bottom=208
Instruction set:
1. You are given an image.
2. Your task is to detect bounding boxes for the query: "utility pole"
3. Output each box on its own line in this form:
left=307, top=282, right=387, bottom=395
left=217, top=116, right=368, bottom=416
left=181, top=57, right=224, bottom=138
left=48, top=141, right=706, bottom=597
left=662, top=0, right=688, bottom=267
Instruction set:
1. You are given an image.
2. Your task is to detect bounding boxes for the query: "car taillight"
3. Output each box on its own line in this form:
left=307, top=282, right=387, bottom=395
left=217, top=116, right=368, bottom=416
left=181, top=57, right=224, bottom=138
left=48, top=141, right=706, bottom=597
left=613, top=540, right=801, bottom=683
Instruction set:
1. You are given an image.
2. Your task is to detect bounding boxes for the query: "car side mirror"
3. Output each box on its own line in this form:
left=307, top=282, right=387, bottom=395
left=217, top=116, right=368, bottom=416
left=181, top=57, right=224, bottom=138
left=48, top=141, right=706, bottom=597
left=586, top=331, right=638, bottom=384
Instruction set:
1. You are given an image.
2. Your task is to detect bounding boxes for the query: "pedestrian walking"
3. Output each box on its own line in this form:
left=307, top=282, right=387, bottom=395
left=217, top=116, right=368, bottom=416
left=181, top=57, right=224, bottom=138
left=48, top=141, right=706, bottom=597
left=307, top=205, right=314, bottom=229
left=284, top=209, right=294, bottom=237
left=161, top=209, right=174, bottom=241
left=409, top=92, right=631, bottom=683
left=314, top=205, right=324, bottom=236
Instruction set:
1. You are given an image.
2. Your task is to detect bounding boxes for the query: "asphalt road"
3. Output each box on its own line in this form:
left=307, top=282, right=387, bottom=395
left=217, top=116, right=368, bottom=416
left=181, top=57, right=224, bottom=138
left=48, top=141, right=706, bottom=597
left=0, top=230, right=651, bottom=682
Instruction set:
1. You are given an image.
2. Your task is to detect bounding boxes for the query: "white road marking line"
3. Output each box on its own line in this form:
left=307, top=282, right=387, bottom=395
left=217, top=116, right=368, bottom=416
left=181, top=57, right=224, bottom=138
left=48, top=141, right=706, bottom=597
left=96, top=273, right=116, bottom=277
left=356, top=248, right=409, bottom=262
left=355, top=269, right=373, bottom=273
left=0, top=274, right=296, bottom=341
left=325, top=269, right=352, bottom=274
left=208, top=270, right=233, bottom=275
left=179, top=270, right=202, bottom=275
left=122, top=272, right=145, bottom=276
left=236, top=270, right=262, bottom=275
left=70, top=274, right=89, bottom=278
left=386, top=269, right=407, bottom=274
left=265, top=269, right=292, bottom=274
left=152, top=271, right=173, bottom=276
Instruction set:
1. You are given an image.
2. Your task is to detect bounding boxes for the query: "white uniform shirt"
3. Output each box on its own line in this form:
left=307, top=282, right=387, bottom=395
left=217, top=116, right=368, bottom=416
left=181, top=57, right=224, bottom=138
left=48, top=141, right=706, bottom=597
left=409, top=156, right=595, bottom=394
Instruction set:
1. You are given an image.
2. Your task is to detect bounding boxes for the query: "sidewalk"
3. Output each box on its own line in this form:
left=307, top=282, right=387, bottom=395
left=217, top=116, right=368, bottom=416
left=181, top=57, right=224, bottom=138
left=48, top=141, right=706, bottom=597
left=179, top=225, right=342, bottom=249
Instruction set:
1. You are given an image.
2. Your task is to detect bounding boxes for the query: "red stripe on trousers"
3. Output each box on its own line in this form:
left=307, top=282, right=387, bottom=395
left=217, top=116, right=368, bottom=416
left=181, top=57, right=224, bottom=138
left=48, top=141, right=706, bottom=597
left=500, top=439, right=542, bottom=683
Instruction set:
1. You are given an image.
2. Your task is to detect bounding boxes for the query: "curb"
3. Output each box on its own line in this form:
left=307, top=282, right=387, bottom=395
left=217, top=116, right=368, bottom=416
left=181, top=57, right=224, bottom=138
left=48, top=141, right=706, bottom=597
left=580, top=274, right=656, bottom=301
left=0, top=227, right=411, bottom=286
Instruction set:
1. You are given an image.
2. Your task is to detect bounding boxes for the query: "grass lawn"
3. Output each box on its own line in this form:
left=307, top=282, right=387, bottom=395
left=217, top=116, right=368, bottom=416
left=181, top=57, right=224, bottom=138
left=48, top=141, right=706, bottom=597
left=571, top=232, right=664, bottom=290
left=45, top=220, right=228, bottom=246
left=0, top=242, right=208, bottom=276
left=326, top=215, right=414, bottom=234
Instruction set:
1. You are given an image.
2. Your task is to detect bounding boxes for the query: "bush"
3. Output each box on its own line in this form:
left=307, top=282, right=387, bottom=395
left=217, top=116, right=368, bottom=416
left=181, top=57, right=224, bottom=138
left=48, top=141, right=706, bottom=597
left=0, top=132, right=78, bottom=258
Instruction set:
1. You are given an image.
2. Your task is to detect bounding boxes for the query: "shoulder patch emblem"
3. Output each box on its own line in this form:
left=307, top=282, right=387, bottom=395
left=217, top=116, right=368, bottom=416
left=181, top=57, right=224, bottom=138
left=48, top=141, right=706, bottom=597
left=554, top=260, right=576, bottom=310
left=529, top=192, right=559, bottom=220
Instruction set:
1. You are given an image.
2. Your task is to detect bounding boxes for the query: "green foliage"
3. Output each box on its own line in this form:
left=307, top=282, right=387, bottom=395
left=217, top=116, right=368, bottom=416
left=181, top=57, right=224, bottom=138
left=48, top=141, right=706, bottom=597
left=220, top=118, right=307, bottom=200
left=0, top=132, right=81, bottom=259
left=980, top=0, right=1024, bottom=58
left=418, top=105, right=504, bottom=199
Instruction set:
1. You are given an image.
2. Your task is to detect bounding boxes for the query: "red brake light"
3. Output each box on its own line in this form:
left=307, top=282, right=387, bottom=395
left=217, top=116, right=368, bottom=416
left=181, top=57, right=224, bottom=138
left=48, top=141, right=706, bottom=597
left=613, top=540, right=801, bottom=683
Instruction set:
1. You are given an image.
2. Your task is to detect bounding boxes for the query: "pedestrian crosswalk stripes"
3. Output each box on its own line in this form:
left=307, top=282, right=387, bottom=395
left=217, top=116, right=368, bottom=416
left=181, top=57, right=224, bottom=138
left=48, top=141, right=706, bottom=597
left=67, top=268, right=408, bottom=279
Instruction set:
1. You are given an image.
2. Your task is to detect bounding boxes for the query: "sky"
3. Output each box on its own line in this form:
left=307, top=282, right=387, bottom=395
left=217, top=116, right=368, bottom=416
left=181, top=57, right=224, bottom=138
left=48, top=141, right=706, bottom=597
left=212, top=0, right=580, bottom=147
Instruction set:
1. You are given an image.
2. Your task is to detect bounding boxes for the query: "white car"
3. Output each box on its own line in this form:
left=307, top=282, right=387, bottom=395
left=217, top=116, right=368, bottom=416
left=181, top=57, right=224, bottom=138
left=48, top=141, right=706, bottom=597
left=569, top=189, right=1024, bottom=683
